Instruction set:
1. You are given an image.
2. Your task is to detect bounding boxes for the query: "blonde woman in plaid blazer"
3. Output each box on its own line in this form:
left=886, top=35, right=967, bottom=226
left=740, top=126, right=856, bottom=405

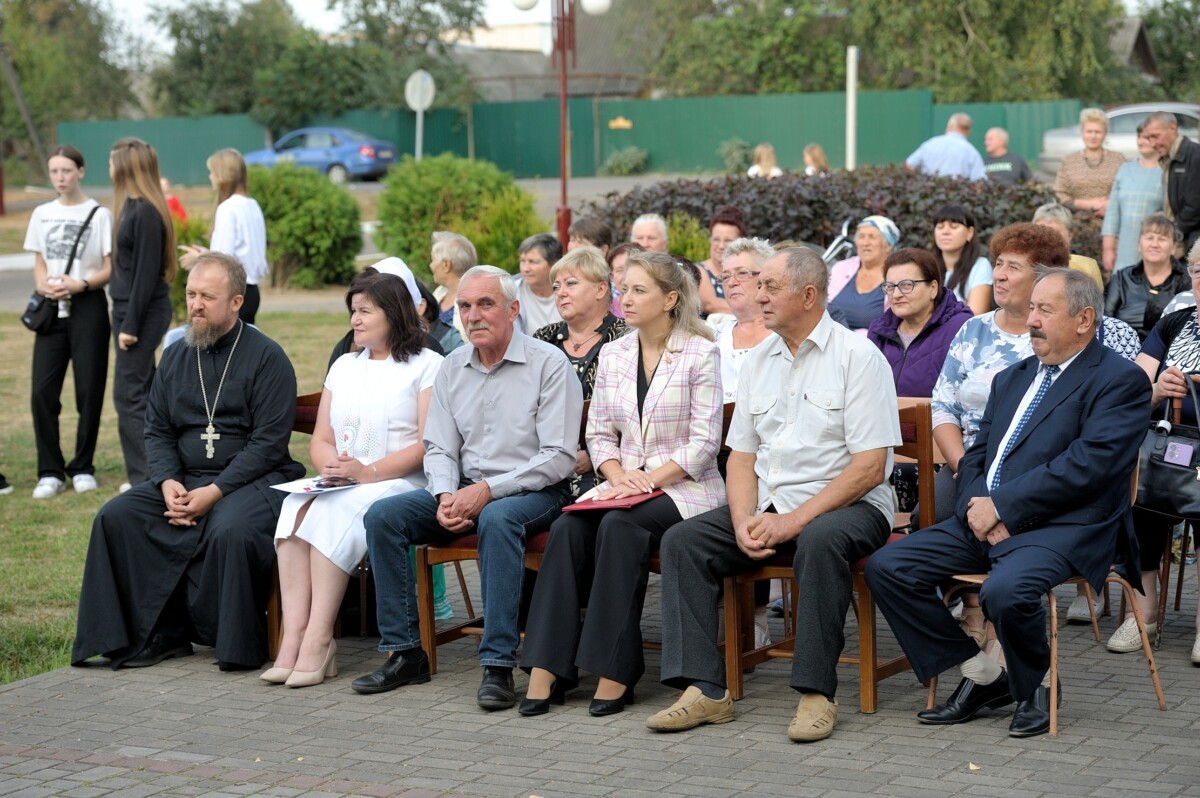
left=520, top=250, right=725, bottom=718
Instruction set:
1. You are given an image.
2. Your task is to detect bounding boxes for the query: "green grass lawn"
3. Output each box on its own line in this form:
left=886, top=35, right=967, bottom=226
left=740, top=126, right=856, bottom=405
left=0, top=310, right=347, bottom=685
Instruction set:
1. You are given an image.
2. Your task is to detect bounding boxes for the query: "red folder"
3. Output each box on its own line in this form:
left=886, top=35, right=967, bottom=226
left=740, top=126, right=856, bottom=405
left=562, top=489, right=665, bottom=513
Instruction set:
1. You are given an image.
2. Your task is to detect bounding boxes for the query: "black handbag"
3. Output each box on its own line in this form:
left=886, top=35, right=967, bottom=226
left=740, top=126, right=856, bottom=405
left=21, top=205, right=100, bottom=334
left=1136, top=374, right=1200, bottom=519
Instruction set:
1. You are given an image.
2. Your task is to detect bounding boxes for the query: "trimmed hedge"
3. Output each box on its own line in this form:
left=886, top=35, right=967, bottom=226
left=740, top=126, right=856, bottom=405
left=248, top=164, right=361, bottom=289
left=580, top=166, right=1089, bottom=259
left=376, top=154, right=544, bottom=278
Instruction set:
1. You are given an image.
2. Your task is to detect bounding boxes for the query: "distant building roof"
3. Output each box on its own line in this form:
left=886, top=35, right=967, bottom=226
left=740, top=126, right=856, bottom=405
left=1110, top=16, right=1160, bottom=82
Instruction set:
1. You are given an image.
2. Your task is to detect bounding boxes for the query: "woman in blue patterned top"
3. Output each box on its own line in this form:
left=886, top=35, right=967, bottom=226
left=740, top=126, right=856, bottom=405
left=932, top=223, right=1140, bottom=650
left=1101, top=124, right=1164, bottom=277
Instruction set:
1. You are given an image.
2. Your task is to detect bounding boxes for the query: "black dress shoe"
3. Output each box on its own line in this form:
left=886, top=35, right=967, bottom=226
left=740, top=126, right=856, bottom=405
left=123, top=634, right=193, bottom=668
left=477, top=666, right=517, bottom=710
left=917, top=672, right=1013, bottom=725
left=518, top=678, right=573, bottom=716
left=1009, top=683, right=1058, bottom=738
left=589, top=686, right=636, bottom=717
left=351, top=650, right=431, bottom=695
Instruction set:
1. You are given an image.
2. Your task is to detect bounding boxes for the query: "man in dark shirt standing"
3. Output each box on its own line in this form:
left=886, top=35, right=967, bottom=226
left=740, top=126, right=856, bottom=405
left=72, top=252, right=304, bottom=671
left=984, top=128, right=1034, bottom=185
left=1144, top=110, right=1200, bottom=255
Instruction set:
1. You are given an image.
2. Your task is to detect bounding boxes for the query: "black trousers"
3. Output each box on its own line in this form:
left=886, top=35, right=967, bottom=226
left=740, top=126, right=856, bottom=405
left=239, top=284, right=260, bottom=325
left=31, top=289, right=110, bottom=479
left=865, top=521, right=1075, bottom=702
left=521, top=494, right=682, bottom=687
left=111, top=296, right=172, bottom=485
left=659, top=502, right=890, bottom=699
left=1132, top=507, right=1174, bottom=572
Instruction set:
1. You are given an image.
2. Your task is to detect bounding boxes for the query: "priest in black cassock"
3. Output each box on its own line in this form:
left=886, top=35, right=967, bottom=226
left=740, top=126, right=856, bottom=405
left=72, top=252, right=304, bottom=671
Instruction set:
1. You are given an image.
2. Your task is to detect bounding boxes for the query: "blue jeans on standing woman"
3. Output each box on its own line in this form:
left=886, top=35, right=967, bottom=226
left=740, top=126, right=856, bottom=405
left=363, top=483, right=569, bottom=669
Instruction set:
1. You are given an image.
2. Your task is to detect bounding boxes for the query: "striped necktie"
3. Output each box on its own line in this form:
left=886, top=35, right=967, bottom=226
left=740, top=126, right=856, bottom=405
left=990, top=365, right=1059, bottom=492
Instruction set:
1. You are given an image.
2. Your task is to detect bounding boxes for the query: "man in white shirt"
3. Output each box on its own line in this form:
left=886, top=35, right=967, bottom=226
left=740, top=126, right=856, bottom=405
left=645, top=247, right=901, bottom=742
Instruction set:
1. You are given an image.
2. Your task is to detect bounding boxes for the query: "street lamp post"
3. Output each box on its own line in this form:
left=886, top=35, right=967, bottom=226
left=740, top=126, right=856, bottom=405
left=513, top=0, right=611, bottom=244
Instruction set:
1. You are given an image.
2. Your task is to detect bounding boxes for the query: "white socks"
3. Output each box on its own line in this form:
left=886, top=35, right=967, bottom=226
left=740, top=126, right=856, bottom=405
left=960, top=651, right=1003, bottom=685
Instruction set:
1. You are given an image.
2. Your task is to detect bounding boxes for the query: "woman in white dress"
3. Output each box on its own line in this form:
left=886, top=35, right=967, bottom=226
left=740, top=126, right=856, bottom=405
left=265, top=272, right=444, bottom=688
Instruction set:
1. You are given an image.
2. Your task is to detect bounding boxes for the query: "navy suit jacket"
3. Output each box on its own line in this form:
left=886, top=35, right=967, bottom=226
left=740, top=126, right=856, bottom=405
left=953, top=338, right=1151, bottom=591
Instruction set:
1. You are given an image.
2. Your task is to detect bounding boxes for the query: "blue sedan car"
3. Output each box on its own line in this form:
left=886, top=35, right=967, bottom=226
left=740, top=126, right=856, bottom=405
left=244, top=127, right=398, bottom=183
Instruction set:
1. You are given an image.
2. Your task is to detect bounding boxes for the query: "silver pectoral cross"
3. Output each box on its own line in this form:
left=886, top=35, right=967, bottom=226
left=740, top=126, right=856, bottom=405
left=201, top=424, right=220, bottom=459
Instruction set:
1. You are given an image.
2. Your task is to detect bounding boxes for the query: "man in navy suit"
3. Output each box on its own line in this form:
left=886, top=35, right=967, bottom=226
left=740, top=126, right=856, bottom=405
left=866, top=268, right=1151, bottom=738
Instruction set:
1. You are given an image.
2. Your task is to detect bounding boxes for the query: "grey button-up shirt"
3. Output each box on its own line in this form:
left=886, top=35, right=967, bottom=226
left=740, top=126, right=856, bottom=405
left=424, top=331, right=583, bottom=499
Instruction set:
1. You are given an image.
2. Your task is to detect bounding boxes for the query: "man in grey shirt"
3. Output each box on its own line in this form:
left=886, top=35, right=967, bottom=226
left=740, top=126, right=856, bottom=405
left=983, top=127, right=1034, bottom=186
left=353, top=265, right=583, bottom=710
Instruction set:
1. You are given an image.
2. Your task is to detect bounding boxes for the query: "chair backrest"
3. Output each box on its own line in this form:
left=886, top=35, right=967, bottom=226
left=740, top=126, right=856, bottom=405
left=293, top=391, right=322, bottom=436
left=896, top=398, right=937, bottom=530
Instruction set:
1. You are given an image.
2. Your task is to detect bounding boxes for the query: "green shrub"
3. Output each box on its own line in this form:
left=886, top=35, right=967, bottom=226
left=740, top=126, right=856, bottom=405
left=581, top=166, right=1068, bottom=258
left=600, top=146, right=649, bottom=177
left=247, top=164, right=361, bottom=289
left=169, top=214, right=212, bottom=321
left=718, top=137, right=753, bottom=175
left=448, top=185, right=547, bottom=274
left=666, top=212, right=710, bottom=263
left=376, top=154, right=521, bottom=276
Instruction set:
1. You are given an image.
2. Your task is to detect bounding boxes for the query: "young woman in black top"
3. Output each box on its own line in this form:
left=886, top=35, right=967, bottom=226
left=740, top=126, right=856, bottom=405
left=108, top=138, right=177, bottom=489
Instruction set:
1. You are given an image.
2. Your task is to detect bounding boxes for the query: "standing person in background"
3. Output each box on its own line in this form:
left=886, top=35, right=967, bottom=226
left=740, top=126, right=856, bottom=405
left=180, top=149, right=268, bottom=324
left=515, top=233, right=564, bottom=333
left=1055, top=108, right=1125, bottom=219
left=804, top=144, right=831, bottom=176
left=25, top=145, right=114, bottom=499
left=1101, top=124, right=1163, bottom=277
left=906, top=114, right=986, bottom=181
left=748, top=143, right=783, bottom=178
left=932, top=204, right=993, bottom=315
left=108, top=137, right=177, bottom=493
left=982, top=128, right=1033, bottom=185
left=160, top=177, right=187, bottom=222
left=1142, top=110, right=1200, bottom=256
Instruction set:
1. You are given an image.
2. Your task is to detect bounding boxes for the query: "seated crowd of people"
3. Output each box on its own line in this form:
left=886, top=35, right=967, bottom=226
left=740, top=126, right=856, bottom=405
left=70, top=193, right=1200, bottom=744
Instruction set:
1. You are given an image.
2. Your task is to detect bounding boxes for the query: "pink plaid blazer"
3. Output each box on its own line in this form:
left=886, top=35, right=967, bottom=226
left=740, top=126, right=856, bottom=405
left=586, top=330, right=725, bottom=519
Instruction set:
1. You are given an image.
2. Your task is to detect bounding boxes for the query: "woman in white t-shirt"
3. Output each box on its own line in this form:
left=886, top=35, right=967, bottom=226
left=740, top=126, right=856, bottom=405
left=932, top=204, right=993, bottom=315
left=24, top=145, right=114, bottom=499
left=268, top=272, right=443, bottom=688
left=181, top=149, right=268, bottom=322
left=515, top=233, right=563, bottom=333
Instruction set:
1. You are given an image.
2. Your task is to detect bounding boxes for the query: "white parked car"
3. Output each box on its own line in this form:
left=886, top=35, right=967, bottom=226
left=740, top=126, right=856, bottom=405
left=1038, top=102, right=1200, bottom=175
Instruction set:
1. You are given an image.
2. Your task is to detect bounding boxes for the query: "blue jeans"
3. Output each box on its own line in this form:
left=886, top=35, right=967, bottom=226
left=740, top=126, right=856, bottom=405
left=363, top=485, right=568, bottom=668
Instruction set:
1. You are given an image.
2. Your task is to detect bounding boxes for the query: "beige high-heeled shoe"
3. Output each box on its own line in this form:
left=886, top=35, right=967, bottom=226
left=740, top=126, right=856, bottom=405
left=259, top=664, right=294, bottom=684
left=285, top=640, right=338, bottom=688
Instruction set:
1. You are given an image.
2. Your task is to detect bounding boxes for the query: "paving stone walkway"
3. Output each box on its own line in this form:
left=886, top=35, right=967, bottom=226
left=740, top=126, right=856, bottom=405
left=2, top=575, right=1199, bottom=798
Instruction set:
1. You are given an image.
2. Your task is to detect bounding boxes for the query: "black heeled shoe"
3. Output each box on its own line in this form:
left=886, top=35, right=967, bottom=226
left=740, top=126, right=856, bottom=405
left=589, top=686, right=635, bottom=717
left=519, top=678, right=570, bottom=716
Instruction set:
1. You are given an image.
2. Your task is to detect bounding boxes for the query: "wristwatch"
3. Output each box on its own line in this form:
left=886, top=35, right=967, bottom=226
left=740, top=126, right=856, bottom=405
left=81, top=278, right=90, bottom=292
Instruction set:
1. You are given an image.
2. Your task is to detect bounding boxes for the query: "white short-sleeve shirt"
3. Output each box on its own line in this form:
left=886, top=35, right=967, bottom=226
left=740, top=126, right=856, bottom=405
left=726, top=311, right=901, bottom=523
left=209, top=194, right=268, bottom=285
left=24, top=198, right=113, bottom=281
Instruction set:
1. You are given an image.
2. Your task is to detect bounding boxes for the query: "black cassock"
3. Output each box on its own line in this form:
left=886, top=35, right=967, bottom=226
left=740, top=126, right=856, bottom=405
left=72, top=322, right=304, bottom=669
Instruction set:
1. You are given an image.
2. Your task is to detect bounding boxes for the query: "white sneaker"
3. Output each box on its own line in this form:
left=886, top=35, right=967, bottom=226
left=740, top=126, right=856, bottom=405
left=72, top=474, right=98, bottom=494
left=1191, top=633, right=1200, bottom=666
left=31, top=476, right=66, bottom=499
left=754, top=607, right=772, bottom=648
left=1106, top=617, right=1156, bottom=653
left=1065, top=594, right=1095, bottom=624
left=118, top=482, right=132, bottom=494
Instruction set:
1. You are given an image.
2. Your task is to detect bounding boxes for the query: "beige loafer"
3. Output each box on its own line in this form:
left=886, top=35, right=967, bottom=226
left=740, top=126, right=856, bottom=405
left=787, top=693, right=837, bottom=742
left=646, top=685, right=734, bottom=732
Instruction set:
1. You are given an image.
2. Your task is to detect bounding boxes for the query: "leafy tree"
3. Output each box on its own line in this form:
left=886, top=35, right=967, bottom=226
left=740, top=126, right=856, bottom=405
left=0, top=0, right=135, bottom=166
left=653, top=0, right=846, bottom=96
left=1141, top=0, right=1200, bottom=99
left=251, top=32, right=394, bottom=133
left=848, top=0, right=1137, bottom=104
left=151, top=0, right=299, bottom=116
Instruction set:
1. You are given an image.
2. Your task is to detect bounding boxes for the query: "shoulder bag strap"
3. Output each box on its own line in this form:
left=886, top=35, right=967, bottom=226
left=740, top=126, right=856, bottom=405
left=65, top=205, right=101, bottom=283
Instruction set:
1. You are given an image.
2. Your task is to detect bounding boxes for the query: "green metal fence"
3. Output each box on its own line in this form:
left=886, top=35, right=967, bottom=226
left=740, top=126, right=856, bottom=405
left=56, top=92, right=1082, bottom=186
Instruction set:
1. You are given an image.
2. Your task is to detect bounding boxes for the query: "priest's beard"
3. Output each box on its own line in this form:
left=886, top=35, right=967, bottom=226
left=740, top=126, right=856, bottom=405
left=185, top=318, right=234, bottom=349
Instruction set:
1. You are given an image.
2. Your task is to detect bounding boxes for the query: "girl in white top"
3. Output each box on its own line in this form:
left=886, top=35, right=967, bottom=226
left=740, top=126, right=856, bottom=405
left=268, top=272, right=443, bottom=688
left=24, top=145, right=114, bottom=498
left=181, top=148, right=268, bottom=323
